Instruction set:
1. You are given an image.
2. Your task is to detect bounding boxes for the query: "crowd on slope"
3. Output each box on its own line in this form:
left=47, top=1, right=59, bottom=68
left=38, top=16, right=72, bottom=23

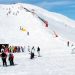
left=0, top=45, right=41, bottom=67
left=0, top=45, right=25, bottom=53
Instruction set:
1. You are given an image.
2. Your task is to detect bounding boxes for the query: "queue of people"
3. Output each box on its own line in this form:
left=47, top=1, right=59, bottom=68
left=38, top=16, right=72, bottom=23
left=0, top=45, right=25, bottom=53
left=0, top=45, right=41, bottom=67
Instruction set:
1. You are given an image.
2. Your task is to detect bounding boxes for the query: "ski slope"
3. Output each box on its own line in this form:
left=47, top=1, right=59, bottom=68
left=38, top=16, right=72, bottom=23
left=0, top=3, right=75, bottom=45
left=0, top=40, right=74, bottom=75
left=0, top=3, right=75, bottom=75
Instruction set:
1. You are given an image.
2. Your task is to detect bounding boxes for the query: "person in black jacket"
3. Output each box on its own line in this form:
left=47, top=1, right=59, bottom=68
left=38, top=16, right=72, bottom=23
left=1, top=51, right=7, bottom=66
left=37, top=46, right=40, bottom=57
left=30, top=46, right=35, bottom=59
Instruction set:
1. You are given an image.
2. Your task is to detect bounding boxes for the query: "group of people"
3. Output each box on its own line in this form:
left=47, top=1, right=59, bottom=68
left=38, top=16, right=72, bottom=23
left=30, top=46, right=41, bottom=59
left=0, top=50, right=14, bottom=66
left=0, top=45, right=25, bottom=53
left=0, top=45, right=41, bottom=67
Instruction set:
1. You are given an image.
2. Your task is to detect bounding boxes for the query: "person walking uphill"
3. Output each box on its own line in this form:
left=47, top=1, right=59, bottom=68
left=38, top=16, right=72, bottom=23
left=1, top=51, right=7, bottom=66
left=8, top=51, right=14, bottom=66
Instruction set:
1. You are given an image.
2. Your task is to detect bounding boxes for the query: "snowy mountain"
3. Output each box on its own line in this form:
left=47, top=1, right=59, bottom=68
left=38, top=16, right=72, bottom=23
left=0, top=3, right=75, bottom=75
left=0, top=3, right=75, bottom=46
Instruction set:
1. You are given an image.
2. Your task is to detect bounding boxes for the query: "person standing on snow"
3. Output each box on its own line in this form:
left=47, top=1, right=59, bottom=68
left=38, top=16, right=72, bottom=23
left=67, top=41, right=70, bottom=47
left=30, top=46, right=35, bottom=59
left=20, top=46, right=24, bottom=52
left=8, top=51, right=14, bottom=66
left=1, top=47, right=4, bottom=52
left=1, top=51, right=7, bottom=66
left=37, top=46, right=40, bottom=57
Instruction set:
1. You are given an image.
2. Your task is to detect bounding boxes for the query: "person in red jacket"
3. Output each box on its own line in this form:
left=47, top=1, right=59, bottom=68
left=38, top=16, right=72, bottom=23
left=8, top=51, right=14, bottom=66
left=44, top=21, right=48, bottom=27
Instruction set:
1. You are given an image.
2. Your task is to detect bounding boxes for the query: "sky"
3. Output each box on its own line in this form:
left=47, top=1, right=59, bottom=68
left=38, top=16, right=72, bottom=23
left=0, top=0, right=75, bottom=20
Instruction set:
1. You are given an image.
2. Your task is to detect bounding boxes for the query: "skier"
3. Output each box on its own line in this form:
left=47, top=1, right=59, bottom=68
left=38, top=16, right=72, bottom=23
left=8, top=51, right=14, bottom=66
left=1, top=51, right=7, bottom=66
left=30, top=46, right=35, bottom=59
left=37, top=46, right=40, bottom=57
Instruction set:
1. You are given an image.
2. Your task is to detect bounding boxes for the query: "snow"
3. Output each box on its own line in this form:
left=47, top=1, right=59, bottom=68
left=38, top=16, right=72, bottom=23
left=0, top=40, right=74, bottom=75
left=0, top=3, right=75, bottom=75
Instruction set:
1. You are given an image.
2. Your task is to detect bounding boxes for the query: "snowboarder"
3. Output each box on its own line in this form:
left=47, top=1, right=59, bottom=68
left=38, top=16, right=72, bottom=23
left=30, top=46, right=35, bottom=59
left=8, top=51, right=14, bottom=66
left=1, top=51, right=7, bottom=66
left=37, top=46, right=40, bottom=57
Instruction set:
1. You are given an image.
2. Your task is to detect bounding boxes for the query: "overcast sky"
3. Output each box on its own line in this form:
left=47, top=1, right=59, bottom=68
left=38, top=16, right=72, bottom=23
left=0, top=0, right=75, bottom=20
